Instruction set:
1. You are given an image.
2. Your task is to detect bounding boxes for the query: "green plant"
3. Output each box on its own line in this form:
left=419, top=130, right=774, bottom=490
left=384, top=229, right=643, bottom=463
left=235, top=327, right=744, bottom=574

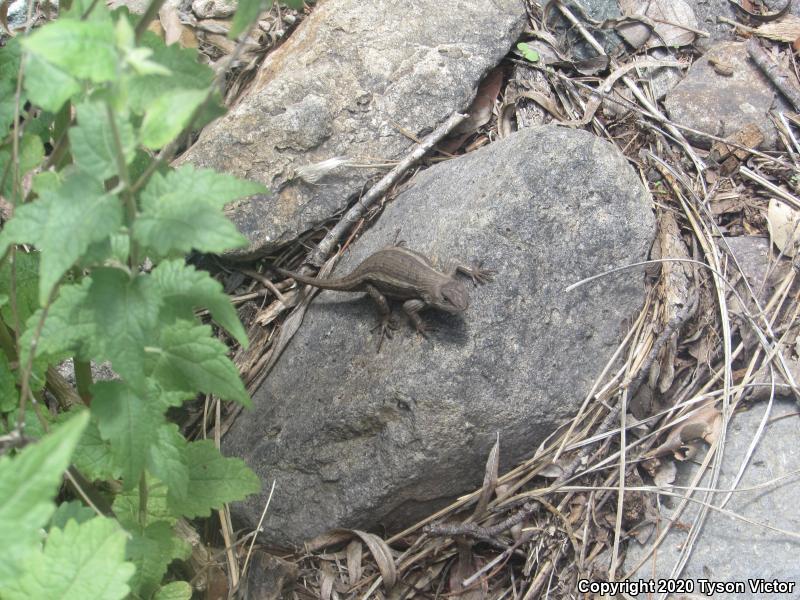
left=0, top=0, right=292, bottom=597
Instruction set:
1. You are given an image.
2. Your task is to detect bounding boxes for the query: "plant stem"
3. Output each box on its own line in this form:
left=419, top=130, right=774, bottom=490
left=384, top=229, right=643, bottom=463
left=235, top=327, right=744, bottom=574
left=74, top=359, right=93, bottom=405
left=104, top=102, right=140, bottom=269
left=134, top=0, right=168, bottom=41
left=138, top=470, right=149, bottom=526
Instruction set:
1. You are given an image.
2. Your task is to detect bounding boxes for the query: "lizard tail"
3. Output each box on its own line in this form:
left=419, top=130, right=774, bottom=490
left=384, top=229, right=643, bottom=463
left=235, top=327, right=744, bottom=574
left=273, top=266, right=352, bottom=291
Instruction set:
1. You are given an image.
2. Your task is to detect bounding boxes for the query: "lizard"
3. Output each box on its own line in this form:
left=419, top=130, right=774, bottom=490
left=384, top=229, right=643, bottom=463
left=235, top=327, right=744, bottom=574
left=275, top=245, right=494, bottom=341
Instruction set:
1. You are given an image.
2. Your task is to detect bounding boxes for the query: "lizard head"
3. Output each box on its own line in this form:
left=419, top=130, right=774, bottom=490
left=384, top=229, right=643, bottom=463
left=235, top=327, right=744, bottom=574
left=431, top=280, right=470, bottom=313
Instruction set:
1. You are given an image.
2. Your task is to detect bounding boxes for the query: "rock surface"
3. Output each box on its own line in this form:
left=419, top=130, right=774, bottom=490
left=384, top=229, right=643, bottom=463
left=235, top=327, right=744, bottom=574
left=664, top=41, right=788, bottom=149
left=624, top=399, right=800, bottom=597
left=223, top=125, right=656, bottom=545
left=180, top=0, right=527, bottom=258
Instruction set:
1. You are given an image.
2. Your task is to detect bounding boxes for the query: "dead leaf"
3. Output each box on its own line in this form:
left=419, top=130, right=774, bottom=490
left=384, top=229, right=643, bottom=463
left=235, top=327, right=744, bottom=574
left=329, top=529, right=397, bottom=590
left=620, top=0, right=699, bottom=48
left=538, top=462, right=565, bottom=479
left=644, top=403, right=721, bottom=459
left=767, top=198, right=800, bottom=257
left=449, top=539, right=487, bottom=599
left=346, top=540, right=362, bottom=587
left=0, top=0, right=10, bottom=34
left=473, top=434, right=500, bottom=519
left=319, top=563, right=335, bottom=600
left=653, top=459, right=677, bottom=488
left=729, top=0, right=792, bottom=22
left=158, top=0, right=183, bottom=45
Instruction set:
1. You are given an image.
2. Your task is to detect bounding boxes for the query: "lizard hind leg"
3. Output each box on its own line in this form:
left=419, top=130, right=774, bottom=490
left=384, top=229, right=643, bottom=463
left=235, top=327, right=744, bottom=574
left=365, top=284, right=399, bottom=349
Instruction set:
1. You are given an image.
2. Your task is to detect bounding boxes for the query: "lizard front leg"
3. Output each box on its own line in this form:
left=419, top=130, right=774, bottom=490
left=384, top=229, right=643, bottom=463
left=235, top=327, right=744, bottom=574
left=447, top=259, right=495, bottom=286
left=402, top=299, right=433, bottom=338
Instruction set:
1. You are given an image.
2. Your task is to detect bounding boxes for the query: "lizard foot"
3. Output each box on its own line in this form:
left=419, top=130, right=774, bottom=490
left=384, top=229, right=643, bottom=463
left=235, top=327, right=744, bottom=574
left=465, top=261, right=495, bottom=286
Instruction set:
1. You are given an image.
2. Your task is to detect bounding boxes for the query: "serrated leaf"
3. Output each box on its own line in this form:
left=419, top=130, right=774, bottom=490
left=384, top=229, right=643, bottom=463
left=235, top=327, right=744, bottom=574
left=230, top=0, right=272, bottom=39
left=171, top=440, right=260, bottom=518
left=0, top=411, right=89, bottom=588
left=23, top=52, right=82, bottom=113
left=80, top=268, right=160, bottom=384
left=4, top=516, right=135, bottom=600
left=279, top=0, right=304, bottom=8
left=0, top=353, right=18, bottom=412
left=134, top=165, right=264, bottom=257
left=72, top=416, right=121, bottom=481
left=21, top=20, right=118, bottom=83
left=92, top=380, right=166, bottom=488
left=155, top=581, right=193, bottom=600
left=128, top=34, right=214, bottom=115
left=71, top=102, right=136, bottom=180
left=50, top=500, right=97, bottom=529
left=147, top=320, right=251, bottom=406
left=0, top=250, right=40, bottom=326
left=139, top=89, right=206, bottom=149
left=19, top=278, right=94, bottom=369
left=127, top=521, right=190, bottom=598
left=147, top=424, right=189, bottom=515
left=149, top=259, right=248, bottom=346
left=0, top=172, right=123, bottom=303
left=114, top=475, right=175, bottom=529
left=0, top=133, right=43, bottom=200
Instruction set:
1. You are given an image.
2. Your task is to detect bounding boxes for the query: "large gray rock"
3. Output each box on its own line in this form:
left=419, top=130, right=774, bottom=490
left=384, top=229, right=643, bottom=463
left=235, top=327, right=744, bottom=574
left=624, top=399, right=800, bottom=597
left=223, top=125, right=656, bottom=545
left=180, top=0, right=527, bottom=258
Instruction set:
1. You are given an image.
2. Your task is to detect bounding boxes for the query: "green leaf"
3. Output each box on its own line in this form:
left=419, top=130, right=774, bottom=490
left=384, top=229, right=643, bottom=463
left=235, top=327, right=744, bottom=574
left=21, top=20, right=119, bottom=83
left=155, top=581, right=193, bottom=600
left=19, top=278, right=94, bottom=369
left=134, top=165, right=263, bottom=257
left=113, top=475, right=174, bottom=528
left=0, top=411, right=89, bottom=588
left=516, top=42, right=539, bottom=63
left=4, top=516, right=135, bottom=600
left=0, top=133, right=44, bottom=200
left=139, top=89, right=206, bottom=149
left=149, top=259, right=248, bottom=347
left=147, top=424, right=189, bottom=514
left=148, top=320, right=251, bottom=406
left=0, top=172, right=123, bottom=303
left=230, top=0, right=272, bottom=39
left=72, top=416, right=121, bottom=481
left=128, top=34, right=214, bottom=115
left=23, top=53, right=82, bottom=113
left=32, top=170, right=62, bottom=196
left=71, top=102, right=136, bottom=180
left=92, top=380, right=166, bottom=488
left=170, top=440, right=260, bottom=518
left=0, top=250, right=40, bottom=326
left=0, top=79, right=19, bottom=133
left=0, top=353, right=18, bottom=412
left=80, top=268, right=160, bottom=384
left=50, top=500, right=97, bottom=529
left=127, top=521, right=190, bottom=598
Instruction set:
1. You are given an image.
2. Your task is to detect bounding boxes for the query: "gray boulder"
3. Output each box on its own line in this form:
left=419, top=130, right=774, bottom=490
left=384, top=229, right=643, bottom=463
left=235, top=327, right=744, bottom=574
left=181, top=0, right=527, bottom=258
left=223, top=125, right=657, bottom=545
